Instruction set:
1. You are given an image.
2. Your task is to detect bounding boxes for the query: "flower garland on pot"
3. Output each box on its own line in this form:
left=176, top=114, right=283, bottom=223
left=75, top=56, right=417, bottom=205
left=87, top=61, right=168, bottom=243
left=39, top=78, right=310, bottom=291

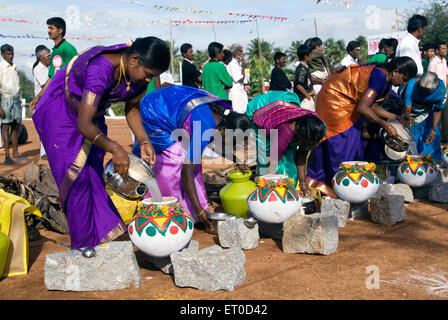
left=339, top=162, right=376, bottom=173
left=405, top=154, right=435, bottom=166
left=255, top=177, right=295, bottom=189
left=137, top=200, right=186, bottom=218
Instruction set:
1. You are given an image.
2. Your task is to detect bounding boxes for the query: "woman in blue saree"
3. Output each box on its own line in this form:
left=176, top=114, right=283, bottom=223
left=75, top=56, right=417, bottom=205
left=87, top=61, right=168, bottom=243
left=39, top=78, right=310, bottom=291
left=403, top=71, right=447, bottom=159
left=134, top=85, right=250, bottom=234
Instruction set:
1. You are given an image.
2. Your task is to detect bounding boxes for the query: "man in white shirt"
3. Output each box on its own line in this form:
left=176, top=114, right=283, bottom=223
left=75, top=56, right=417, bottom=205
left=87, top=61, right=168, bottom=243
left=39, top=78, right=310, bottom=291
left=33, top=46, right=51, bottom=97
left=225, top=44, right=248, bottom=114
left=396, top=14, right=427, bottom=76
left=428, top=40, right=448, bottom=143
left=33, top=45, right=51, bottom=159
left=0, top=44, right=25, bottom=164
left=340, top=40, right=361, bottom=67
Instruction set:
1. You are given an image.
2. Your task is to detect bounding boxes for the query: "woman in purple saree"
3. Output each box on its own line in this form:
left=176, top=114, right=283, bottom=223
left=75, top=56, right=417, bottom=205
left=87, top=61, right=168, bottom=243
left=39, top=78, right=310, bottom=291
left=32, top=37, right=170, bottom=249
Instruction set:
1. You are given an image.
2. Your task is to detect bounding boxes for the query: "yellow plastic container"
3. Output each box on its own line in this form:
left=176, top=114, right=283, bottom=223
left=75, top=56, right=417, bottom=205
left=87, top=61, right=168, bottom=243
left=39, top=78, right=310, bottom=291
left=0, top=232, right=10, bottom=277
left=106, top=187, right=139, bottom=225
left=219, top=170, right=257, bottom=219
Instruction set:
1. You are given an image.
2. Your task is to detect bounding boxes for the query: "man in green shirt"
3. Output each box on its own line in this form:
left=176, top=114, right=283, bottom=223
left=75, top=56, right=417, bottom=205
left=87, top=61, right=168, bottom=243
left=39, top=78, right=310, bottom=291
left=421, top=42, right=435, bottom=73
left=368, top=38, right=391, bottom=64
left=30, top=17, right=77, bottom=110
left=47, top=17, right=77, bottom=78
left=202, top=42, right=233, bottom=99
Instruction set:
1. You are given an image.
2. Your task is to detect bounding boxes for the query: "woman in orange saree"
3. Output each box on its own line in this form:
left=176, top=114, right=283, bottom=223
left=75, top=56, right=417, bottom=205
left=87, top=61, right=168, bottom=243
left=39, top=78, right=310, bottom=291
left=307, top=57, right=417, bottom=197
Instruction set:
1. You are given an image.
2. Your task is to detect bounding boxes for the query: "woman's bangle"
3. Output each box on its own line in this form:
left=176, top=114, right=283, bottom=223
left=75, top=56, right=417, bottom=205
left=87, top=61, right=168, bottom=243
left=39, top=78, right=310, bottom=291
left=92, top=132, right=105, bottom=145
left=140, top=140, right=151, bottom=146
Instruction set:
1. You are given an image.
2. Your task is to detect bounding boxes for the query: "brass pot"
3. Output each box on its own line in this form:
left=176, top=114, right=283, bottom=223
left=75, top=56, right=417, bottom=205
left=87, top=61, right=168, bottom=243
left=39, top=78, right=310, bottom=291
left=103, top=152, right=155, bottom=201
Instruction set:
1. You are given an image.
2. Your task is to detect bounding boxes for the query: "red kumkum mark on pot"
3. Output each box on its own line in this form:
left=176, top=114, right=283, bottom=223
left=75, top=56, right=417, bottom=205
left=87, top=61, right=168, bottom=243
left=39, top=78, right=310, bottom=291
left=430, top=168, right=434, bottom=174
left=170, top=226, right=179, bottom=235
left=361, top=180, right=369, bottom=188
left=129, top=225, right=134, bottom=236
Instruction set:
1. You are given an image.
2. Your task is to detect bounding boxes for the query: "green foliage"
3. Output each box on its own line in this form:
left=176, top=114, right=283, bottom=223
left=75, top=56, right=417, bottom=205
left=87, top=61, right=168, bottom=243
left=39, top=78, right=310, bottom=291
left=356, top=35, right=369, bottom=64
left=17, top=70, right=34, bottom=102
left=245, top=38, right=277, bottom=98
left=109, top=101, right=125, bottom=116
left=285, top=40, right=302, bottom=64
left=323, top=38, right=346, bottom=69
left=193, top=49, right=209, bottom=71
left=249, top=55, right=271, bottom=98
left=283, top=68, right=295, bottom=78
left=420, top=2, right=448, bottom=46
left=246, top=38, right=275, bottom=68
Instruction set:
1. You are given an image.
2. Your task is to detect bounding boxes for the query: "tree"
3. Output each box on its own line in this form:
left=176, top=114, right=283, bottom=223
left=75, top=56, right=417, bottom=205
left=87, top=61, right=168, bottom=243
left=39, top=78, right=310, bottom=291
left=193, top=49, right=209, bottom=71
left=356, top=35, right=369, bottom=64
left=17, top=70, right=34, bottom=102
left=323, top=38, right=346, bottom=69
left=246, top=38, right=275, bottom=68
left=285, top=40, right=302, bottom=64
left=246, top=38, right=276, bottom=97
left=249, top=56, right=271, bottom=98
left=420, top=2, right=448, bottom=46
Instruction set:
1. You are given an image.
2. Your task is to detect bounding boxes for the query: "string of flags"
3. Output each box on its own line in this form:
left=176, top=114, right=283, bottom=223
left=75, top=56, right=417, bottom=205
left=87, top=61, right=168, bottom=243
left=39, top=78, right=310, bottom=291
left=0, top=32, right=127, bottom=41
left=171, top=19, right=257, bottom=26
left=316, top=0, right=443, bottom=10
left=121, top=0, right=294, bottom=22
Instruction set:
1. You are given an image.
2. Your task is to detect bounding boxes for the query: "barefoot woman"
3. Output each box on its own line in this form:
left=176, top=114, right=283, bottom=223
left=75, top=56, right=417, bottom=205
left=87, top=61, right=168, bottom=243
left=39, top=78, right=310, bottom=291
left=32, top=37, right=170, bottom=249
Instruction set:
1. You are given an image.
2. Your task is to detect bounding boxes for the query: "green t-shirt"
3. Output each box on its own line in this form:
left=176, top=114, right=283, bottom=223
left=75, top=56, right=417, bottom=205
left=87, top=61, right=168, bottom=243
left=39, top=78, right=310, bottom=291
left=368, top=52, right=387, bottom=64
left=202, top=61, right=233, bottom=99
left=145, top=77, right=156, bottom=95
left=48, top=39, right=77, bottom=78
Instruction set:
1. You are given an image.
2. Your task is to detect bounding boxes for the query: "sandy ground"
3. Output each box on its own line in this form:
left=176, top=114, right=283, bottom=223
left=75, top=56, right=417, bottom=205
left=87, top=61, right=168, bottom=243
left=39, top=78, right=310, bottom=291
left=1, top=119, right=448, bottom=301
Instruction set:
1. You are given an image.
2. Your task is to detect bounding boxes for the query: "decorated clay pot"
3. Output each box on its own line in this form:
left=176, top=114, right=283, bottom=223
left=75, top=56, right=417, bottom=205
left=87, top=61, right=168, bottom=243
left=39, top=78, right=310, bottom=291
left=219, top=170, right=257, bottom=219
left=442, top=148, right=448, bottom=168
left=128, top=197, right=194, bottom=258
left=247, top=174, right=301, bottom=224
left=332, top=161, right=380, bottom=204
left=397, top=154, right=437, bottom=187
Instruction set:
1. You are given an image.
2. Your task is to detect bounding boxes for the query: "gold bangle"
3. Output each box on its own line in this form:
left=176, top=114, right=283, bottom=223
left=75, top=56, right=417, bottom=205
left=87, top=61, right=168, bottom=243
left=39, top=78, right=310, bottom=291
left=140, top=140, right=151, bottom=145
left=92, top=132, right=105, bottom=145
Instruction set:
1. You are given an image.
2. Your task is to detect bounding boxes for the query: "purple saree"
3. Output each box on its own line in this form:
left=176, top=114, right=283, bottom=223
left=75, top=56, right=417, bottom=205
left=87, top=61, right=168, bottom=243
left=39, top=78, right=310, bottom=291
left=32, top=44, right=147, bottom=249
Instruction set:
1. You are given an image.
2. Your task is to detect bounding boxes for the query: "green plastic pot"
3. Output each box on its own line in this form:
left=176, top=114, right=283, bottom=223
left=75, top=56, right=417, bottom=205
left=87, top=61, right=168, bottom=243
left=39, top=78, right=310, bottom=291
left=219, top=170, right=257, bottom=219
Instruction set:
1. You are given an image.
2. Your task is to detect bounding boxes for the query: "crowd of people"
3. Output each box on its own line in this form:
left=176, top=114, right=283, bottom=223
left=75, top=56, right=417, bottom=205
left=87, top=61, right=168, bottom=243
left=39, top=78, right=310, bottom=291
left=0, top=13, right=446, bottom=248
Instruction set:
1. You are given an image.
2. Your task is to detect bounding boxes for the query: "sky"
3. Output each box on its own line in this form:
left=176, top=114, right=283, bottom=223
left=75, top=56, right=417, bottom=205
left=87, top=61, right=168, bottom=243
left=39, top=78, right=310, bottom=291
left=0, top=0, right=437, bottom=78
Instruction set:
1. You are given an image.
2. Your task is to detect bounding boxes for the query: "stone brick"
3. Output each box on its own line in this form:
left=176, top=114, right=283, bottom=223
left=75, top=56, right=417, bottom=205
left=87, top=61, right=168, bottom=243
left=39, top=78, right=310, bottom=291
left=282, top=213, right=338, bottom=255
left=369, top=195, right=406, bottom=225
left=44, top=241, right=142, bottom=291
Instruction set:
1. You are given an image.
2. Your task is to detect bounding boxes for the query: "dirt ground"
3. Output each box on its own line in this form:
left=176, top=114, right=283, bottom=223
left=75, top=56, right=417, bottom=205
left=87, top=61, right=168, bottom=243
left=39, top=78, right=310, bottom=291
left=1, top=119, right=448, bottom=301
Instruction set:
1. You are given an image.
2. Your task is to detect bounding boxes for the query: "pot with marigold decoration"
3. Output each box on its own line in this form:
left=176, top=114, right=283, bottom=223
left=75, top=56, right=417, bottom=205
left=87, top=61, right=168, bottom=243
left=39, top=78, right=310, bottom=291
left=397, top=154, right=437, bottom=187
left=127, top=196, right=194, bottom=258
left=247, top=174, right=301, bottom=224
left=442, top=148, right=448, bottom=168
left=332, top=161, right=380, bottom=204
